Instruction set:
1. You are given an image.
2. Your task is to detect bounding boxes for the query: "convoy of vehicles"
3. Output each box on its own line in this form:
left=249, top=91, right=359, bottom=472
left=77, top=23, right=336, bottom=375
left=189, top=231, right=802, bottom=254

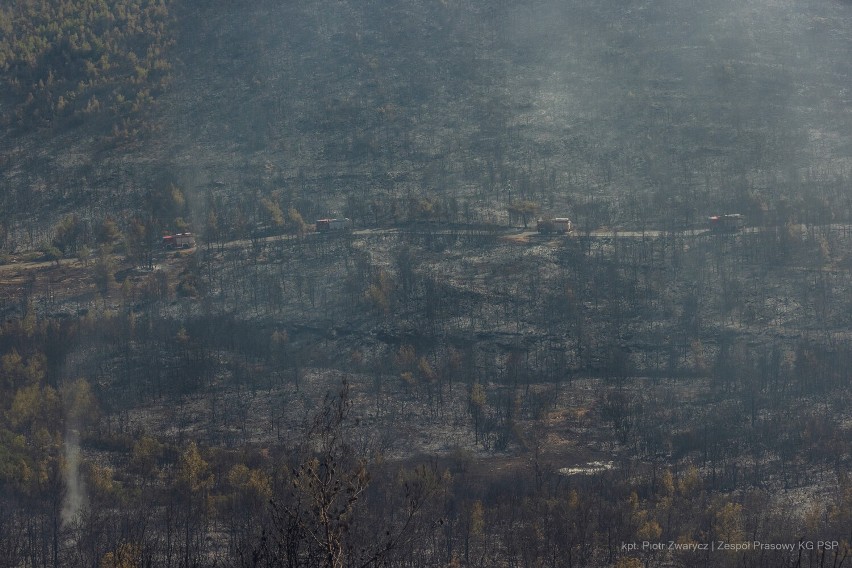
left=157, top=212, right=743, bottom=251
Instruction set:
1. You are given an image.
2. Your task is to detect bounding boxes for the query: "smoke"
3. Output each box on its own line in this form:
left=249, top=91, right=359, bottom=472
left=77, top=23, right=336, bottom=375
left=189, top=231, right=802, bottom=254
left=61, top=379, right=93, bottom=527
left=61, top=427, right=86, bottom=527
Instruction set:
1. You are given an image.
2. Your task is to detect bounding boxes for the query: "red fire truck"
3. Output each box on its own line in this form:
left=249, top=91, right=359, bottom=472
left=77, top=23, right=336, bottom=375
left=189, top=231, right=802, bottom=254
left=708, top=214, right=745, bottom=233
left=315, top=218, right=352, bottom=232
left=162, top=233, right=196, bottom=249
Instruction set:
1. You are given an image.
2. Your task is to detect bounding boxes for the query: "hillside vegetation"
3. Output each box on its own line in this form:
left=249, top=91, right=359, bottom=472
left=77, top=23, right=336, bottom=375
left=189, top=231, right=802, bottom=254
left=2, top=0, right=852, bottom=249
left=0, top=1, right=851, bottom=566
left=0, top=0, right=172, bottom=134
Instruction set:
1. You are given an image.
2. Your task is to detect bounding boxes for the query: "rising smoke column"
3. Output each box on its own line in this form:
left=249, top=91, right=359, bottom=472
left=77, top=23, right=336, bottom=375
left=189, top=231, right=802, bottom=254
left=61, top=426, right=85, bottom=527
left=60, top=378, right=96, bottom=527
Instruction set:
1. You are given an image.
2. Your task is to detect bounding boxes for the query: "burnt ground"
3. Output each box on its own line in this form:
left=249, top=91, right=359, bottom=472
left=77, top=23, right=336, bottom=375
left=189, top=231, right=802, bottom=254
left=7, top=224, right=846, bottom=524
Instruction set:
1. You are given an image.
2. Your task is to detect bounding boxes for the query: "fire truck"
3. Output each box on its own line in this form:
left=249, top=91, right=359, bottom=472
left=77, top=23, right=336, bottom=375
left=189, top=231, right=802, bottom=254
left=708, top=214, right=745, bottom=233
left=162, top=233, right=196, bottom=249
left=315, top=218, right=352, bottom=232
left=536, top=217, right=573, bottom=234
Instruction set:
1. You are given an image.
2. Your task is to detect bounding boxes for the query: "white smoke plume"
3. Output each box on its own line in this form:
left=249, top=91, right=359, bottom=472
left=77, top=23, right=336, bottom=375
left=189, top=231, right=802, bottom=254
left=61, top=427, right=86, bottom=527
left=61, top=378, right=94, bottom=527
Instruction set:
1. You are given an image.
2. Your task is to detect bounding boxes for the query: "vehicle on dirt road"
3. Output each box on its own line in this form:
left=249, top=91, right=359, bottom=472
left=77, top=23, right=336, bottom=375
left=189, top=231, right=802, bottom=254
left=537, top=217, right=573, bottom=234
left=162, top=233, right=196, bottom=249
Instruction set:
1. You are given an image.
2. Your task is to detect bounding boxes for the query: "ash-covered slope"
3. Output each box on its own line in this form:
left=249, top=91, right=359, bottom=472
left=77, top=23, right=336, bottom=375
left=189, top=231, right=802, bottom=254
left=3, top=0, right=852, bottom=240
